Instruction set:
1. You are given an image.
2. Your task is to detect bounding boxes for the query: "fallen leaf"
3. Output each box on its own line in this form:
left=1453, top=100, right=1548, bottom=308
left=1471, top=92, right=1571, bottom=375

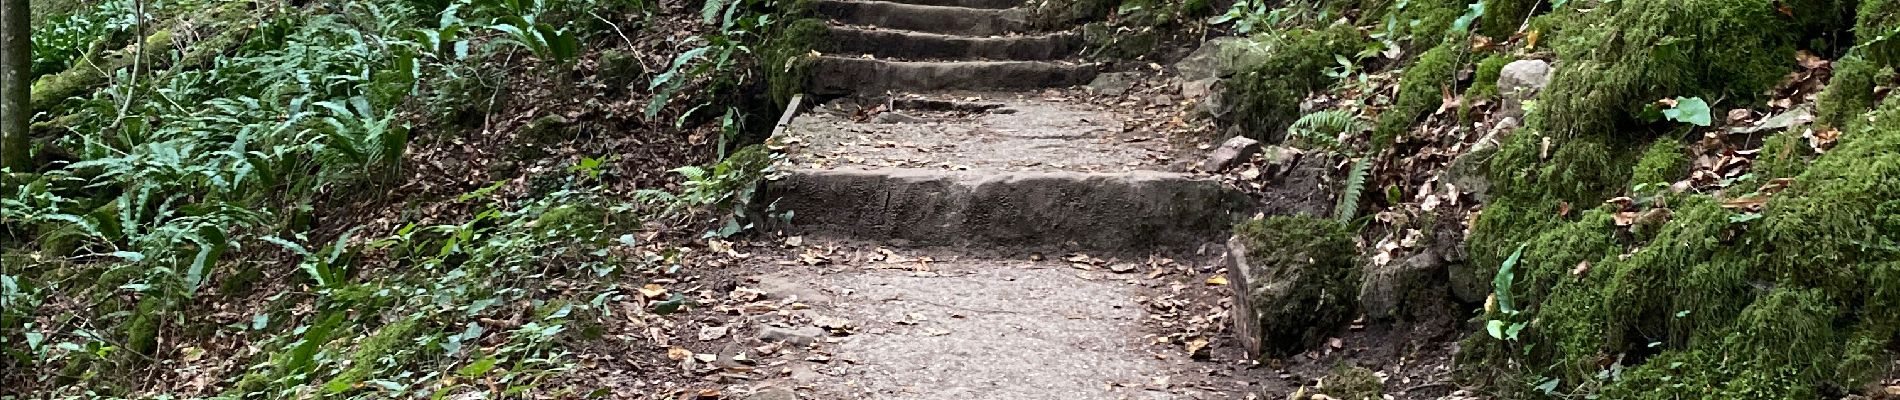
left=639, top=284, right=668, bottom=298
left=667, top=346, right=692, bottom=360
left=1572, top=261, right=1591, bottom=277
left=1205, top=275, right=1230, bottom=286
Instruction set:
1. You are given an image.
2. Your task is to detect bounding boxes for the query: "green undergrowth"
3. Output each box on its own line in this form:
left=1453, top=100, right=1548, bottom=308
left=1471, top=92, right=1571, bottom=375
left=1372, top=40, right=1461, bottom=147
left=1456, top=0, right=1900, bottom=396
left=1222, top=23, right=1369, bottom=142
left=3, top=0, right=795, bottom=396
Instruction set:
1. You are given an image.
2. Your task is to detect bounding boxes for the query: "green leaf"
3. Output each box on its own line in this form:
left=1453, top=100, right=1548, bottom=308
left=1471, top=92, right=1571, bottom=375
left=1534, top=377, right=1561, bottom=393
left=1494, top=243, right=1527, bottom=314
left=1486, top=319, right=1506, bottom=339
left=1450, top=1, right=1485, bottom=33
left=1662, top=96, right=1713, bottom=126
left=651, top=293, right=689, bottom=315
left=701, top=0, right=727, bottom=24
left=458, top=355, right=500, bottom=378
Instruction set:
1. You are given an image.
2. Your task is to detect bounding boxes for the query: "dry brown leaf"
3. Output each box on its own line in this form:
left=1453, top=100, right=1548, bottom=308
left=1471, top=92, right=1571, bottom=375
left=1205, top=275, right=1230, bottom=286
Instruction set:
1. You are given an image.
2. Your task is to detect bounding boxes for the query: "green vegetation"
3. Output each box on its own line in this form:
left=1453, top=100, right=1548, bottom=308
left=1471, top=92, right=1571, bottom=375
left=1223, top=23, right=1368, bottom=142
left=1233, top=216, right=1361, bottom=356
left=1216, top=0, right=1899, bottom=397
left=1372, top=41, right=1459, bottom=147
left=2, top=0, right=799, bottom=396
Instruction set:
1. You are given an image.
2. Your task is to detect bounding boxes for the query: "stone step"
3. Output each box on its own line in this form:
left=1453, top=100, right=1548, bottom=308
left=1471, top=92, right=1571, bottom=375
left=812, top=0, right=1030, bottom=36
left=820, top=27, right=1081, bottom=61
left=808, top=57, right=1096, bottom=94
left=759, top=169, right=1252, bottom=251
left=876, top=0, right=1025, bottom=9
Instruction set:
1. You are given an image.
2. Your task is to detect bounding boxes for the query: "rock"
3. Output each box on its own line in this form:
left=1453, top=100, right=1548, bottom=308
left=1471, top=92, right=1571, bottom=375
left=757, top=325, right=826, bottom=347
left=1253, top=152, right=1334, bottom=218
left=1152, top=94, right=1175, bottom=106
left=1497, top=60, right=1551, bottom=119
left=1227, top=217, right=1361, bottom=358
left=745, top=387, right=798, bottom=400
left=1359, top=250, right=1451, bottom=320
left=1440, top=117, right=1517, bottom=204
left=699, top=325, right=730, bottom=341
left=1497, top=59, right=1551, bottom=94
left=871, top=112, right=928, bottom=124
left=1180, top=78, right=1215, bottom=99
left=1201, top=136, right=1262, bottom=172
left=1085, top=72, right=1137, bottom=96
left=1174, top=37, right=1238, bottom=82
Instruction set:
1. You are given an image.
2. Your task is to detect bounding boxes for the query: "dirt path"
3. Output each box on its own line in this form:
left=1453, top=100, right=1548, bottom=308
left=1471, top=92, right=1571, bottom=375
left=741, top=252, right=1242, bottom=399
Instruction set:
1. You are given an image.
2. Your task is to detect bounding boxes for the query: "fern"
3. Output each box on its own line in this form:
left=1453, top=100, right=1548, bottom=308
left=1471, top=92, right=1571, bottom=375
left=1335, top=157, right=1372, bottom=223
left=702, top=0, right=728, bottom=24
left=1287, top=110, right=1364, bottom=150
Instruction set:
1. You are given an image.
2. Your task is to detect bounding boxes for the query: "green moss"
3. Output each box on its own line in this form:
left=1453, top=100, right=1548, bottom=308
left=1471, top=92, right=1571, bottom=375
left=1224, top=23, right=1368, bottom=143
left=1477, top=0, right=1537, bottom=39
left=1380, top=0, right=1464, bottom=50
left=1467, top=53, right=1510, bottom=100
left=1538, top=0, right=1815, bottom=141
left=1232, top=216, right=1360, bottom=357
left=1813, top=56, right=1891, bottom=129
left=322, top=318, right=423, bottom=394
left=1317, top=365, right=1385, bottom=399
left=1752, top=130, right=1813, bottom=181
left=765, top=18, right=826, bottom=108
left=1855, top=0, right=1900, bottom=66
left=1464, top=98, right=1900, bottom=396
left=1373, top=41, right=1461, bottom=147
left=1628, top=139, right=1687, bottom=186
left=124, top=295, right=166, bottom=357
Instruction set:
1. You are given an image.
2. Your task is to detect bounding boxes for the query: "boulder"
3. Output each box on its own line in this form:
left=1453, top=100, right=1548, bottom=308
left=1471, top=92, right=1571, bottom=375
left=1227, top=216, right=1361, bottom=358
left=1440, top=117, right=1518, bottom=203
left=1174, top=37, right=1239, bottom=82
left=1201, top=136, right=1262, bottom=172
left=1359, top=250, right=1451, bottom=320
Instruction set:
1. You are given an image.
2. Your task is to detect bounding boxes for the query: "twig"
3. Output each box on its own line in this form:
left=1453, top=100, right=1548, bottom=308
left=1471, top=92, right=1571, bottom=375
left=110, top=0, right=148, bottom=132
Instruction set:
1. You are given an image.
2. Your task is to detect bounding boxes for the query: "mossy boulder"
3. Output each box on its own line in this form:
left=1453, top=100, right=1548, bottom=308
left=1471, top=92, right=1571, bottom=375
left=1226, top=216, right=1361, bottom=358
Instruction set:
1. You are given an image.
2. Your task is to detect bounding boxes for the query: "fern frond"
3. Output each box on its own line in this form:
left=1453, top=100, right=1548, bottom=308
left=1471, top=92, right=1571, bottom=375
left=702, top=0, right=728, bottom=24
left=1288, top=110, right=1365, bottom=150
left=1334, top=157, right=1372, bottom=223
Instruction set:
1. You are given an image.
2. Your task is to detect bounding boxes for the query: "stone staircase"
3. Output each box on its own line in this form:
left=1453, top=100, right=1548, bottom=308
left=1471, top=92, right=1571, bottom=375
left=764, top=0, right=1250, bottom=253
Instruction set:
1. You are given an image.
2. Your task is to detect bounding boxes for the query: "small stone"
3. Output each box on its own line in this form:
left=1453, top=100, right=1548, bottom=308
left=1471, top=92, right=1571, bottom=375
left=757, top=325, right=825, bottom=347
left=871, top=112, right=928, bottom=124
left=745, top=387, right=798, bottom=400
left=1086, top=72, right=1137, bottom=96
left=1201, top=136, right=1262, bottom=172
left=1497, top=60, right=1552, bottom=94
left=1497, top=60, right=1552, bottom=119
left=1152, top=94, right=1175, bottom=106
left=699, top=325, right=730, bottom=341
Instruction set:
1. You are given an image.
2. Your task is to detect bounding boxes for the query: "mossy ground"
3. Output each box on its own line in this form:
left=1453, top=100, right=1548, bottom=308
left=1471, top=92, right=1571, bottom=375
left=1372, top=40, right=1460, bottom=148
left=1456, top=0, right=1900, bottom=390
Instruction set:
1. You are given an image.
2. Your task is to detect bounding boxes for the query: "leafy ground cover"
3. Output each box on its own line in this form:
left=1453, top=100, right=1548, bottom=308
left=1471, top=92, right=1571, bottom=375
left=1, top=0, right=811, bottom=397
